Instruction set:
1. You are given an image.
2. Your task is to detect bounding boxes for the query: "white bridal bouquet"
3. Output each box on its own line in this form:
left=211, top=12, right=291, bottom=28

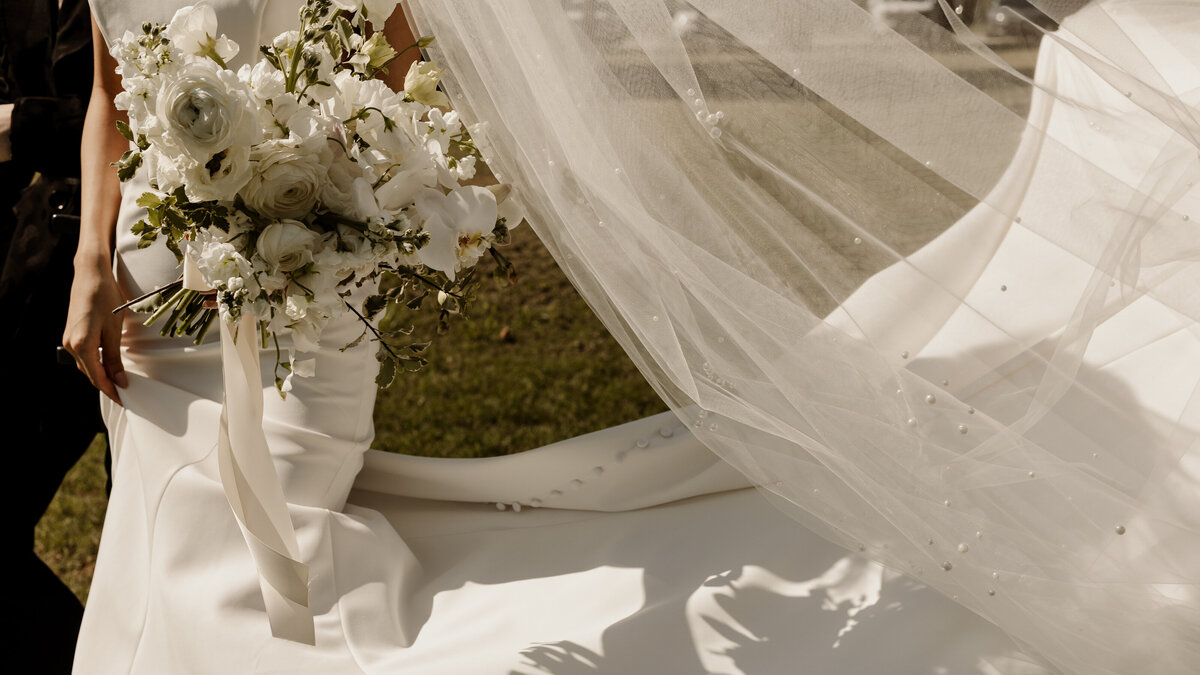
left=110, top=0, right=522, bottom=391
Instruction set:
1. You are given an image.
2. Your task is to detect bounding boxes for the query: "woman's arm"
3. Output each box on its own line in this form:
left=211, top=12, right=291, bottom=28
left=62, top=15, right=128, bottom=404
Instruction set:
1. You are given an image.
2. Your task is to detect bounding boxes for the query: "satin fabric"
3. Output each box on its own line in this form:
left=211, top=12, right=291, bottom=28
left=79, top=0, right=1198, bottom=673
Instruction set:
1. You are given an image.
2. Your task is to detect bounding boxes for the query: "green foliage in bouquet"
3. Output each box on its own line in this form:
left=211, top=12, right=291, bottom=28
left=108, top=0, right=524, bottom=393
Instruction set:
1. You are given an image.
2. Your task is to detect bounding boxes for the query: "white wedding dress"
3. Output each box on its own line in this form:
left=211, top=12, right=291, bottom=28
left=78, top=1, right=1198, bottom=673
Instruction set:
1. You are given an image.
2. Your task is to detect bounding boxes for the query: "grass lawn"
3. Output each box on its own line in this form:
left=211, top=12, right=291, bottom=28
left=35, top=230, right=666, bottom=601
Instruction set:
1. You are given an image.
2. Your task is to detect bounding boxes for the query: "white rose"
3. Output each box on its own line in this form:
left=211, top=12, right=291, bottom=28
left=183, top=145, right=253, bottom=202
left=257, top=220, right=320, bottom=274
left=241, top=138, right=329, bottom=218
left=155, top=60, right=259, bottom=160
left=165, top=4, right=239, bottom=64
left=404, top=61, right=451, bottom=108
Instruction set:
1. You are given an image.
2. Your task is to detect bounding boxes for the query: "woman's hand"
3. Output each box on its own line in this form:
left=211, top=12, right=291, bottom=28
left=66, top=15, right=132, bottom=405
left=63, top=255, right=128, bottom=404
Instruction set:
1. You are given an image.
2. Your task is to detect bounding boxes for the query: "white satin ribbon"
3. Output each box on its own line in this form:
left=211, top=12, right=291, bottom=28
left=184, top=253, right=314, bottom=644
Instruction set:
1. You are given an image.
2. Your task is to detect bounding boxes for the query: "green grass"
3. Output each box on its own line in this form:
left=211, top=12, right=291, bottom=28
left=372, top=229, right=668, bottom=458
left=33, top=435, right=109, bottom=604
left=35, top=231, right=666, bottom=600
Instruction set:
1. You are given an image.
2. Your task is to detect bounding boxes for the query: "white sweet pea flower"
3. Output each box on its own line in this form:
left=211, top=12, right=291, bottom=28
left=375, top=163, right=438, bottom=212
left=183, top=145, right=252, bottom=202
left=404, top=61, right=451, bottom=108
left=422, top=108, right=460, bottom=154
left=272, top=30, right=300, bottom=52
left=352, top=178, right=383, bottom=222
left=325, top=73, right=412, bottom=155
left=110, top=29, right=178, bottom=81
left=414, top=186, right=499, bottom=281
left=238, top=61, right=297, bottom=137
left=257, top=220, right=320, bottom=274
left=320, top=143, right=370, bottom=217
left=241, top=137, right=331, bottom=219
left=279, top=354, right=317, bottom=393
left=429, top=143, right=475, bottom=189
left=329, top=0, right=364, bottom=12
left=164, top=4, right=239, bottom=65
left=239, top=61, right=285, bottom=100
left=363, top=0, right=398, bottom=24
left=154, top=59, right=259, bottom=160
left=142, top=148, right=186, bottom=194
left=287, top=318, right=323, bottom=353
left=346, top=31, right=396, bottom=75
left=183, top=232, right=258, bottom=319
left=331, top=0, right=397, bottom=24
left=285, top=294, right=310, bottom=321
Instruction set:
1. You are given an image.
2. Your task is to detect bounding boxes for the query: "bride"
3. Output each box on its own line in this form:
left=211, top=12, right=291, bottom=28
left=66, top=0, right=1199, bottom=673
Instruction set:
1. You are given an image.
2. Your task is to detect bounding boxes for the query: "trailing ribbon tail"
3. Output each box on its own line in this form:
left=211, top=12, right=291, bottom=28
left=185, top=252, right=314, bottom=644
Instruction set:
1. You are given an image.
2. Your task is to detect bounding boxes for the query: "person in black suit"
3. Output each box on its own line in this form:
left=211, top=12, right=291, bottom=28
left=1, top=0, right=104, bottom=670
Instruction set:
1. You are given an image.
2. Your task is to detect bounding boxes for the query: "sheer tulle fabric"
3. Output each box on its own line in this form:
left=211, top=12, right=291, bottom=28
left=402, top=1, right=1200, bottom=672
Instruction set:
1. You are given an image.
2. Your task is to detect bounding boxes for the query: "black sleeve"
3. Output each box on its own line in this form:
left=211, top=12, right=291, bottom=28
left=7, top=0, right=92, bottom=178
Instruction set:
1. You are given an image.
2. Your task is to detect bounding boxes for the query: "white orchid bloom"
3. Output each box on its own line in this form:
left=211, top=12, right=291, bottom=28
left=414, top=186, right=499, bottom=281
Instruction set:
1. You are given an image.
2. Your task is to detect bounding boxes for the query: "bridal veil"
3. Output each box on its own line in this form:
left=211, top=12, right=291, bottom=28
left=400, top=1, right=1199, bottom=672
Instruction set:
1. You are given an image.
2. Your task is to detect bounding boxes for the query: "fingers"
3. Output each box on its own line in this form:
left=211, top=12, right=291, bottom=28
left=64, top=338, right=117, bottom=405
left=63, top=321, right=125, bottom=405
left=101, top=317, right=129, bottom=390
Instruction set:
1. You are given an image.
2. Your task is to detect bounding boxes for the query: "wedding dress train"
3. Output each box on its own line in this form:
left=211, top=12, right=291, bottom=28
left=80, top=199, right=1049, bottom=672
left=78, top=0, right=1198, bottom=672
left=78, top=188, right=1050, bottom=672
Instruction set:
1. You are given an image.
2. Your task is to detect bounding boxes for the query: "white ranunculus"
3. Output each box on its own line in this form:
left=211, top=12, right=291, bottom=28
left=257, top=220, right=320, bottom=274
left=155, top=60, right=259, bottom=159
left=404, top=61, right=451, bottom=108
left=165, top=4, right=239, bottom=63
left=241, top=138, right=330, bottom=219
left=414, top=186, right=498, bottom=281
left=183, top=145, right=253, bottom=202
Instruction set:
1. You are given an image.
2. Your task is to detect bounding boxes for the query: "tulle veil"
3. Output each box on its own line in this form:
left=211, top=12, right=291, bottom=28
left=400, top=1, right=1200, bottom=672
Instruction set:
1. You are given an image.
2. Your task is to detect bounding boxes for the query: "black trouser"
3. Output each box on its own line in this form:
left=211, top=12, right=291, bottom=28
left=3, top=176, right=107, bottom=674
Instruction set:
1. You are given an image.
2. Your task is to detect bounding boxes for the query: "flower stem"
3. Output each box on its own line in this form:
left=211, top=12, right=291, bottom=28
left=192, top=310, right=217, bottom=345
left=344, top=300, right=400, bottom=361
left=144, top=286, right=188, bottom=327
